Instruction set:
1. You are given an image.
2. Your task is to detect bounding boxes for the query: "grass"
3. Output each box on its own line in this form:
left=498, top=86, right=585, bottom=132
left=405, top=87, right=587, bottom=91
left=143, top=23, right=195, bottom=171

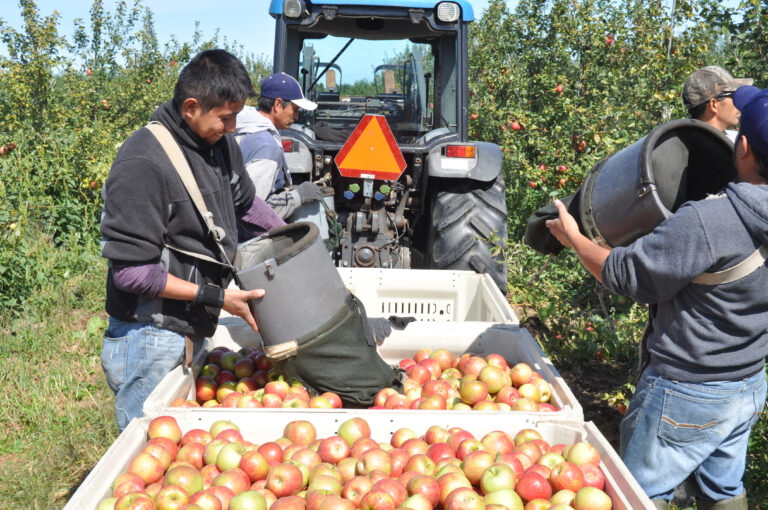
left=0, top=255, right=117, bottom=510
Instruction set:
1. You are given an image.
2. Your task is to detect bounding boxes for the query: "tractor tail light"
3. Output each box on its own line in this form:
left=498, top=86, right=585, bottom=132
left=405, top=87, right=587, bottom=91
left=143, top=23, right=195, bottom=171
left=444, top=145, right=476, bottom=158
left=282, top=140, right=294, bottom=153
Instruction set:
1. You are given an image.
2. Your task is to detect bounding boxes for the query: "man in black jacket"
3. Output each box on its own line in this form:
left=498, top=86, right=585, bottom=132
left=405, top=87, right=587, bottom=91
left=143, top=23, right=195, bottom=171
left=99, top=49, right=285, bottom=430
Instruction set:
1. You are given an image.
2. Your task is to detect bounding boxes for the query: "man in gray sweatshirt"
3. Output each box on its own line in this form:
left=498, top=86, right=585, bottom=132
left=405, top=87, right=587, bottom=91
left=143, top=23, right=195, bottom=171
left=546, top=85, right=768, bottom=510
left=236, top=72, right=323, bottom=220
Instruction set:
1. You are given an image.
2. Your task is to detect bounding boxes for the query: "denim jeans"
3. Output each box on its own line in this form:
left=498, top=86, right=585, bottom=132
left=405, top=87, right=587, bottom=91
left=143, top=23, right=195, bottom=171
left=620, top=365, right=767, bottom=502
left=101, top=318, right=194, bottom=431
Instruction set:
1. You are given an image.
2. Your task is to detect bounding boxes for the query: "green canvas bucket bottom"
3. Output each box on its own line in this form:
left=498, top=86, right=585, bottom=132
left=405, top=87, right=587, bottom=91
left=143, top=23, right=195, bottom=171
left=275, top=294, right=404, bottom=408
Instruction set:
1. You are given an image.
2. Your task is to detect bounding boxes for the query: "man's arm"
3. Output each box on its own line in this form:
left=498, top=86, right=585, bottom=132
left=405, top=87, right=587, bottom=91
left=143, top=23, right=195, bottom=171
left=545, top=199, right=611, bottom=282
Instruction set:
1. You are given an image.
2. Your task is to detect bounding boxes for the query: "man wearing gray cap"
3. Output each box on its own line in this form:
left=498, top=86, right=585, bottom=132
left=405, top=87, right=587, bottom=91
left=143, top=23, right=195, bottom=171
left=683, top=66, right=753, bottom=142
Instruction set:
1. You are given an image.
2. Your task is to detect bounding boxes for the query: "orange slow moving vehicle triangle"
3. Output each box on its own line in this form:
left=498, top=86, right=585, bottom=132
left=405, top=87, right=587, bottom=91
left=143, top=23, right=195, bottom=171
left=334, top=114, right=407, bottom=181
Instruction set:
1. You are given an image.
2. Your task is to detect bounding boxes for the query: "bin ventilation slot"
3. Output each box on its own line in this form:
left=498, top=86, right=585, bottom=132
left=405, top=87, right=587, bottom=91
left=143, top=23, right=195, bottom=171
left=379, top=299, right=453, bottom=321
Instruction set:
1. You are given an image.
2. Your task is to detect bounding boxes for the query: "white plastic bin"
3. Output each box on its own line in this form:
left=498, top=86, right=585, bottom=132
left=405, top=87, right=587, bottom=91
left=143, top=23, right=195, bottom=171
left=64, top=411, right=655, bottom=510
left=142, top=320, right=583, bottom=424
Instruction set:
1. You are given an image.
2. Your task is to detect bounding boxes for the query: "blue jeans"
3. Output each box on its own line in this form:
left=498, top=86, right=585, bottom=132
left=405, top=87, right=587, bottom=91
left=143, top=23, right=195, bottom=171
left=101, top=318, right=195, bottom=431
left=620, top=365, right=767, bottom=502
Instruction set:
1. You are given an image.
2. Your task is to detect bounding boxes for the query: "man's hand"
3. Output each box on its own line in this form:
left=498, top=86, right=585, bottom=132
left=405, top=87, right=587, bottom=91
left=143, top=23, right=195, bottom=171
left=545, top=199, right=580, bottom=247
left=295, top=181, right=324, bottom=204
left=223, top=288, right=265, bottom=333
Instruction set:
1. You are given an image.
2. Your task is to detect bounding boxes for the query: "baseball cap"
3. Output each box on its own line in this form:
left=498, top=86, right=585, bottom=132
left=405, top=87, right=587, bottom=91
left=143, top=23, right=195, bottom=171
left=733, top=85, right=768, bottom=156
left=260, top=72, right=317, bottom=111
left=682, top=66, right=753, bottom=110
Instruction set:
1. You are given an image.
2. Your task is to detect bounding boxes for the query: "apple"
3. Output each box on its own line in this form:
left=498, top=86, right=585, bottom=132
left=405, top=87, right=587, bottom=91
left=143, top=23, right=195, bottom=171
left=478, top=366, right=510, bottom=394
left=437, top=471, right=472, bottom=503
left=536, top=452, right=565, bottom=470
left=229, top=490, right=267, bottom=510
left=405, top=364, right=431, bottom=384
left=321, top=392, right=343, bottom=409
left=257, top=442, right=284, bottom=466
left=266, top=462, right=305, bottom=497
left=233, top=358, right=255, bottom=380
left=113, top=478, right=145, bottom=499
left=531, top=378, right=552, bottom=403
left=426, top=442, right=455, bottom=464
left=513, top=398, right=539, bottom=412
left=443, top=486, right=484, bottom=510
left=509, top=363, right=533, bottom=387
left=403, top=453, right=436, bottom=476
left=459, top=379, right=488, bottom=405
left=460, top=450, right=494, bottom=485
left=113, top=472, right=146, bottom=494
left=338, top=418, right=371, bottom=446
left=115, top=491, right=156, bottom=510
left=374, top=388, right=399, bottom=407
left=566, top=442, right=601, bottom=467
left=460, top=357, right=488, bottom=377
left=371, top=478, right=408, bottom=506
left=149, top=416, right=183, bottom=444
left=97, top=497, right=119, bottom=510
left=549, top=461, right=584, bottom=493
left=480, top=463, right=518, bottom=494
left=574, top=486, right=612, bottom=510
left=481, top=431, right=514, bottom=457
left=317, top=494, right=354, bottom=510
left=356, top=448, right=391, bottom=476
left=514, top=471, right=551, bottom=502
left=360, top=489, right=395, bottom=510
left=405, top=474, right=440, bottom=507
left=336, top=457, right=358, bottom=484
left=385, top=394, right=410, bottom=409
left=522, top=498, right=550, bottom=510
left=264, top=380, right=290, bottom=399
left=555, top=84, right=564, bottom=93
left=128, top=451, right=165, bottom=485
left=209, top=420, right=240, bottom=440
left=289, top=447, right=322, bottom=471
left=182, top=429, right=213, bottom=447
left=216, top=381, right=238, bottom=402
left=390, top=428, right=418, bottom=448
left=204, top=439, right=231, bottom=467
left=155, top=484, right=190, bottom=509
left=400, top=438, right=429, bottom=456
left=350, top=437, right=379, bottom=458
left=342, top=476, right=374, bottom=506
left=240, top=450, right=270, bottom=483
left=550, top=489, right=577, bottom=506
left=316, top=436, right=351, bottom=464
left=455, top=438, right=483, bottom=461
left=413, top=349, right=432, bottom=362
left=388, top=447, right=409, bottom=477
left=484, top=489, right=523, bottom=510
left=269, top=495, right=305, bottom=510
left=517, top=383, right=540, bottom=402
left=164, top=464, right=204, bottom=496
left=201, top=464, right=222, bottom=489
left=400, top=493, right=432, bottom=510
left=213, top=468, right=252, bottom=496
left=579, top=464, right=606, bottom=490
left=217, top=442, right=246, bottom=471
left=308, top=475, right=343, bottom=495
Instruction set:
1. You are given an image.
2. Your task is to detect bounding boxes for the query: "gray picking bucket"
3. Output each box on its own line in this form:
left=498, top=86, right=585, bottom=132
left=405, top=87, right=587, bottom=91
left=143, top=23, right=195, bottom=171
left=236, top=222, right=349, bottom=359
left=579, top=119, right=735, bottom=247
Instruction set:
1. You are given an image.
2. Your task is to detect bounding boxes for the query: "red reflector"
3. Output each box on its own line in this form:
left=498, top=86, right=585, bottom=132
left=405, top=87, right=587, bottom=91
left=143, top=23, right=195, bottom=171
left=445, top=145, right=476, bottom=158
left=282, top=140, right=294, bottom=153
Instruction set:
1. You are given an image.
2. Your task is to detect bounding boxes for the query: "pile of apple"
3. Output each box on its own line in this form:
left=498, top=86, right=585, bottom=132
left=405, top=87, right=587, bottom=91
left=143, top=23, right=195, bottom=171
left=97, top=415, right=613, bottom=510
left=174, top=346, right=556, bottom=413
left=372, top=349, right=556, bottom=411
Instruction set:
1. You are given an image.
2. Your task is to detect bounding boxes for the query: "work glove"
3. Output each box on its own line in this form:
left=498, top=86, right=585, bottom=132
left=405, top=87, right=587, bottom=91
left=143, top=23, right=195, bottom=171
left=368, top=316, right=417, bottom=346
left=295, top=181, right=324, bottom=204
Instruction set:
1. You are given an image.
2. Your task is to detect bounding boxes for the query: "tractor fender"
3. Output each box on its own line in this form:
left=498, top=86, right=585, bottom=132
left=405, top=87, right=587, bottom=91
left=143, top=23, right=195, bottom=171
left=426, top=141, right=502, bottom=182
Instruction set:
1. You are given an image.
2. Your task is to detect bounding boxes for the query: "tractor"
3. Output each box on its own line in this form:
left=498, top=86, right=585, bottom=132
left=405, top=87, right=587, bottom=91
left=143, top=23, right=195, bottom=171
left=268, top=0, right=508, bottom=292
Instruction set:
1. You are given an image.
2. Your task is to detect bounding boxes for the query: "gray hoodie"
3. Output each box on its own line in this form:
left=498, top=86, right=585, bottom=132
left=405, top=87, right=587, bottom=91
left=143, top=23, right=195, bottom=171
left=602, top=182, right=768, bottom=382
left=235, top=105, right=301, bottom=219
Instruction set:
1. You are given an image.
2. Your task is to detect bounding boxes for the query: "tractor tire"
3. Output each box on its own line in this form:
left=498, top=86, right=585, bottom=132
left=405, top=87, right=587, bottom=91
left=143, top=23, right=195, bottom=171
left=426, top=173, right=508, bottom=293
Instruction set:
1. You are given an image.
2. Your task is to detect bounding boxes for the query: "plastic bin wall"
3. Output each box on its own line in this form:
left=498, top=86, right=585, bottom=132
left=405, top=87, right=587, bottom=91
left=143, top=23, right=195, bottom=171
left=64, top=411, right=655, bottom=510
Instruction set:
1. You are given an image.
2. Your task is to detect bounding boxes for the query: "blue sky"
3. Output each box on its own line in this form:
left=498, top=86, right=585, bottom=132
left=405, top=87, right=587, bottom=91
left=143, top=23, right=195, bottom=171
left=1, top=0, right=494, bottom=61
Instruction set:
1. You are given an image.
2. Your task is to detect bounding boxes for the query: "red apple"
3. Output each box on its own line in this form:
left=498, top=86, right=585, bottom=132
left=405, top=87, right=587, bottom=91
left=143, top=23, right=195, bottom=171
left=356, top=448, right=391, bottom=476
left=164, top=464, right=204, bottom=496
left=579, top=464, right=606, bottom=490
left=155, top=484, right=189, bottom=509
left=289, top=447, right=322, bottom=472
left=459, top=379, right=488, bottom=405
left=405, top=474, right=440, bottom=507
left=115, top=491, right=156, bottom=510
left=478, top=366, right=511, bottom=394
left=437, top=471, right=472, bottom=505
left=266, top=463, right=306, bottom=497
left=342, top=476, right=374, bottom=506
left=270, top=495, right=306, bottom=510
left=443, top=486, right=484, bottom=510
left=388, top=447, right=409, bottom=477
left=240, top=450, right=270, bottom=482
left=549, top=461, right=585, bottom=492
left=566, top=442, right=601, bottom=467
left=189, top=489, right=224, bottom=510
left=201, top=464, right=222, bottom=489
left=550, top=489, right=576, bottom=506
left=509, top=363, right=533, bottom=387
left=481, top=431, right=514, bottom=457
left=483, top=489, right=523, bottom=510
left=460, top=357, right=488, bottom=377
left=390, top=428, right=418, bottom=448
left=429, top=349, right=454, bottom=370
left=514, top=471, right=551, bottom=502
left=317, top=435, right=351, bottom=464
left=460, top=450, right=494, bottom=486
left=257, top=442, right=284, bottom=466
left=372, top=478, right=407, bottom=506
left=230, top=490, right=267, bottom=510
left=213, top=468, right=251, bottom=496
left=128, top=451, right=165, bottom=485
left=360, top=489, right=395, bottom=510
left=480, top=463, right=518, bottom=494
left=401, top=438, right=429, bottom=457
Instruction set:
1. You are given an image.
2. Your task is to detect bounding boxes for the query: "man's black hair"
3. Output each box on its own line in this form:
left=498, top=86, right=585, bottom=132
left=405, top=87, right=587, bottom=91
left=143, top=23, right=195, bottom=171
left=258, top=96, right=276, bottom=113
left=173, top=49, right=255, bottom=112
left=736, top=132, right=768, bottom=180
left=688, top=102, right=708, bottom=120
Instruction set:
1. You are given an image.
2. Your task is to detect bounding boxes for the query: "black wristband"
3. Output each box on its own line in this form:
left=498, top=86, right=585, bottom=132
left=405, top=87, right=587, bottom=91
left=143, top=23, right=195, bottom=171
left=194, top=284, right=225, bottom=308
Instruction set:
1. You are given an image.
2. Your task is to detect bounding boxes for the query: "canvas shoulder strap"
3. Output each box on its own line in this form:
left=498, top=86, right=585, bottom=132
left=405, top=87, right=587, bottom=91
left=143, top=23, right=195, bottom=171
left=692, top=244, right=768, bottom=285
left=146, top=121, right=235, bottom=270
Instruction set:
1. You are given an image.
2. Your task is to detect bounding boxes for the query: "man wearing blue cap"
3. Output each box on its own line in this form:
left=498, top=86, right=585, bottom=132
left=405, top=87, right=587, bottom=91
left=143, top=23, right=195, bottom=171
left=545, top=84, right=768, bottom=510
left=236, top=72, right=323, bottom=220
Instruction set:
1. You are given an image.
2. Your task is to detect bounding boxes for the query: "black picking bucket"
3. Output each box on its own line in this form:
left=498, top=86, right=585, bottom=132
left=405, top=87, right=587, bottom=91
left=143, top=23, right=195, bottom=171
left=579, top=119, right=734, bottom=247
